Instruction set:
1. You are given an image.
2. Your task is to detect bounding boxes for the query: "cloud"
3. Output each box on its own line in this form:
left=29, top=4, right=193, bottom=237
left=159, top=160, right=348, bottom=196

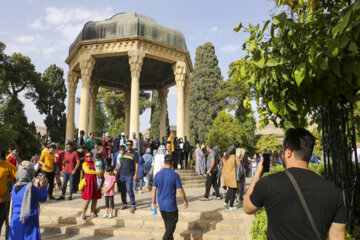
left=14, top=35, right=38, bottom=44
left=220, top=44, right=241, bottom=53
left=29, top=19, right=47, bottom=30
left=209, top=26, right=219, bottom=33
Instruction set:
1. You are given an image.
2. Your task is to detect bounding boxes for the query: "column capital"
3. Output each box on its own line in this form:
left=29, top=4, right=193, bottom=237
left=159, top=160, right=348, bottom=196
left=79, top=55, right=95, bottom=84
left=89, top=82, right=99, bottom=102
left=67, top=71, right=79, bottom=96
left=173, top=61, right=188, bottom=88
left=128, top=50, right=145, bottom=79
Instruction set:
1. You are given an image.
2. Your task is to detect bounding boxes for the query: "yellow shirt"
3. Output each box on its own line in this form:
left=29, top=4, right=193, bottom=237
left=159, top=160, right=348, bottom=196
left=6, top=153, right=11, bottom=161
left=82, top=162, right=100, bottom=175
left=39, top=148, right=56, bottom=172
left=167, top=136, right=174, bottom=152
left=0, top=160, right=17, bottom=202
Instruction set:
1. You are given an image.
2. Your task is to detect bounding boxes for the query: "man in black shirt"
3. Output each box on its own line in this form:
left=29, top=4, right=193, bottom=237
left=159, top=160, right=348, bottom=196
left=119, top=140, right=139, bottom=213
left=243, top=128, right=346, bottom=240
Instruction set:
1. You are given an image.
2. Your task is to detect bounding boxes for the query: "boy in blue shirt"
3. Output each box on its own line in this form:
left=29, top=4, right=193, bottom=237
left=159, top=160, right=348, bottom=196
left=152, top=154, right=188, bottom=240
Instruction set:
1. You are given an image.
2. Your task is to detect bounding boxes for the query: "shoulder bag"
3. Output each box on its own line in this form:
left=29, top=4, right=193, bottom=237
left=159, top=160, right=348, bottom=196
left=285, top=170, right=322, bottom=240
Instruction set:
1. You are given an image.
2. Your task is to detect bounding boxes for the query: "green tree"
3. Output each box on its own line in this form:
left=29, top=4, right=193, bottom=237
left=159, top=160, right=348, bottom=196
left=34, top=64, right=67, bottom=143
left=95, top=88, right=151, bottom=137
left=206, top=111, right=244, bottom=153
left=255, top=135, right=282, bottom=153
left=231, top=0, right=360, bottom=128
left=149, top=90, right=170, bottom=138
left=95, top=104, right=108, bottom=137
left=190, top=42, right=223, bottom=145
left=3, top=97, right=40, bottom=159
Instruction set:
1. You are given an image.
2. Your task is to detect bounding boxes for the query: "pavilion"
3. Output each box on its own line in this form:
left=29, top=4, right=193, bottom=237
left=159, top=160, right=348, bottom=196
left=64, top=12, right=193, bottom=142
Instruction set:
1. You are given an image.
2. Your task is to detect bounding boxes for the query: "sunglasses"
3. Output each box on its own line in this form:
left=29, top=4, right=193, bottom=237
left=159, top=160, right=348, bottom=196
left=86, top=155, right=92, bottom=157
left=126, top=144, right=132, bottom=146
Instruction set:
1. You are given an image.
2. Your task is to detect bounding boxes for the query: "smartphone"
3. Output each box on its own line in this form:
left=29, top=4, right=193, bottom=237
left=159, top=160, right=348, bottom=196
left=262, top=153, right=271, bottom=173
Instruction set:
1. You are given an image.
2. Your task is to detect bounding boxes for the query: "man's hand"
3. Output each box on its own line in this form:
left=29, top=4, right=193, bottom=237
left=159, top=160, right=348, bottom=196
left=206, top=170, right=210, bottom=175
left=255, top=155, right=264, bottom=175
left=40, top=178, right=48, bottom=188
left=133, top=175, right=138, bottom=182
left=183, top=201, right=188, bottom=209
left=72, top=169, right=77, bottom=175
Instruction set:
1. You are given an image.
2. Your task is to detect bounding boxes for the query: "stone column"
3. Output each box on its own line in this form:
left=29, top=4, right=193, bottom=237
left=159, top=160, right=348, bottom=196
left=123, top=89, right=131, bottom=137
left=78, top=55, right=95, bottom=137
left=128, top=50, right=145, bottom=140
left=158, top=88, right=169, bottom=139
left=88, top=82, right=99, bottom=135
left=184, top=76, right=191, bottom=141
left=173, top=61, right=187, bottom=139
left=65, top=71, right=79, bottom=143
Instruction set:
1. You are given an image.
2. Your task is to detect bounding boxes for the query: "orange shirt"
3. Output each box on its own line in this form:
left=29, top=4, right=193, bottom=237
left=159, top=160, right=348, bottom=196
left=0, top=160, right=17, bottom=202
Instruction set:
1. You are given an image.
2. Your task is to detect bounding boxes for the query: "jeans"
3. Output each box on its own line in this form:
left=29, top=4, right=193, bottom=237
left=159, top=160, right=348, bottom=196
left=0, top=202, right=10, bottom=239
left=251, top=167, right=256, bottom=177
left=133, top=178, right=143, bottom=191
left=119, top=175, right=135, bottom=205
left=160, top=210, right=178, bottom=240
left=62, top=172, right=74, bottom=196
left=73, top=167, right=81, bottom=193
left=204, top=170, right=220, bottom=198
left=238, top=181, right=245, bottom=201
left=225, top=187, right=237, bottom=207
left=42, top=170, right=55, bottom=197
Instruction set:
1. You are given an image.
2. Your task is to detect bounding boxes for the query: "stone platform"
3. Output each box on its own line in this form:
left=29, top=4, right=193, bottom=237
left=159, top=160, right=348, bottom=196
left=0, top=171, right=254, bottom=240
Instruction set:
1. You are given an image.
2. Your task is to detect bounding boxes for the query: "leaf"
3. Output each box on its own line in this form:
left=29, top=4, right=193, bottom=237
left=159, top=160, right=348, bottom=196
left=332, top=10, right=352, bottom=37
left=326, top=38, right=339, bottom=56
left=349, top=42, right=358, bottom=53
left=260, top=20, right=271, bottom=36
left=353, top=61, right=360, bottom=78
left=288, top=101, right=298, bottom=111
left=320, top=57, right=328, bottom=70
left=294, top=62, right=306, bottom=87
left=266, top=58, right=280, bottom=66
left=277, top=0, right=282, bottom=7
left=268, top=101, right=279, bottom=114
left=330, top=59, right=341, bottom=76
left=273, top=12, right=287, bottom=25
left=234, top=22, right=243, bottom=32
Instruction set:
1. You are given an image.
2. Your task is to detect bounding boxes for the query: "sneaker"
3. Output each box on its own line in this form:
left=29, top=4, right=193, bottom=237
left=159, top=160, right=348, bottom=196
left=177, top=164, right=181, bottom=169
left=56, top=196, right=65, bottom=200
left=229, top=206, right=238, bottom=211
left=108, top=214, right=113, bottom=219
left=224, top=202, right=229, bottom=209
left=81, top=213, right=86, bottom=219
left=139, top=190, right=142, bottom=194
left=68, top=195, right=72, bottom=200
left=103, top=214, right=108, bottom=218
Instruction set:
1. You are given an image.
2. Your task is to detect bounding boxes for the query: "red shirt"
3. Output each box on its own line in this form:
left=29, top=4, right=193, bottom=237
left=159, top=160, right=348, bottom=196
left=63, top=151, right=80, bottom=173
left=8, top=157, right=16, bottom=167
left=56, top=150, right=63, bottom=172
left=103, top=140, right=110, bottom=159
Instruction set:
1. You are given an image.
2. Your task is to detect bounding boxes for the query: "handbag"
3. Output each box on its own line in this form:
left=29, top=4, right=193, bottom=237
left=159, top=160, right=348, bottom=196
left=285, top=170, right=322, bottom=240
left=78, top=170, right=86, bottom=192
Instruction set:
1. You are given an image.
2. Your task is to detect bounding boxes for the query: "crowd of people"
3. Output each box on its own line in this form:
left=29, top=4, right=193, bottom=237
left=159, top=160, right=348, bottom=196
left=0, top=128, right=345, bottom=240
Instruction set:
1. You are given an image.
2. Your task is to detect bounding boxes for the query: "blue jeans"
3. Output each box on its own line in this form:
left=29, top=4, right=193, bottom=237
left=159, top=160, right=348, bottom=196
left=62, top=172, right=74, bottom=196
left=119, top=175, right=135, bottom=205
left=133, top=178, right=143, bottom=191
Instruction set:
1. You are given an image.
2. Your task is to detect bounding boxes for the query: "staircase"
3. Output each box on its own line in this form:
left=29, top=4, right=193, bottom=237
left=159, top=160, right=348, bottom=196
left=38, top=169, right=249, bottom=240
left=39, top=206, right=246, bottom=240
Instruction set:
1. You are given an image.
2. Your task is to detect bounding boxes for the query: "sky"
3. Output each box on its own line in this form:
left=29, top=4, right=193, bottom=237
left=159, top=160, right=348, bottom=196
left=0, top=0, right=276, bottom=131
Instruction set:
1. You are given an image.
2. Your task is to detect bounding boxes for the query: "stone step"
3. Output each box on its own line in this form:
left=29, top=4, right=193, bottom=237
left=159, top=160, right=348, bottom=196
left=40, top=223, right=246, bottom=240
left=40, top=206, right=244, bottom=220
left=181, top=179, right=206, bottom=184
left=42, top=232, right=145, bottom=240
left=39, top=212, right=244, bottom=231
left=183, top=183, right=205, bottom=189
left=174, top=169, right=196, bottom=173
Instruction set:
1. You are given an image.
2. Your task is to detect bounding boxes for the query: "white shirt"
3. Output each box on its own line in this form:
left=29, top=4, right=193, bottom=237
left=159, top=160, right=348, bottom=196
left=153, top=154, right=165, bottom=177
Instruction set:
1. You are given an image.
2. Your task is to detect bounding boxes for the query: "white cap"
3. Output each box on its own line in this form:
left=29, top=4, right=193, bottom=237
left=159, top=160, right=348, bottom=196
left=121, top=133, right=125, bottom=136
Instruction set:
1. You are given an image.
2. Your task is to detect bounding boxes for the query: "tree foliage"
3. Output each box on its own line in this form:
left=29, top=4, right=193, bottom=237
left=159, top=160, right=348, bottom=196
left=95, top=104, right=108, bottom=137
left=190, top=42, right=223, bottom=145
left=34, top=64, right=67, bottom=143
left=95, top=88, right=151, bottom=137
left=206, top=111, right=245, bottom=153
left=149, top=90, right=170, bottom=138
left=255, top=135, right=282, bottom=153
left=232, top=0, right=360, bottom=129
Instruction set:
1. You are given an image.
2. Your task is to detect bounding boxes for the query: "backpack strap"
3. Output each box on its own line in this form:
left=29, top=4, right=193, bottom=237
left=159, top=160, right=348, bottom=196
left=285, top=170, right=322, bottom=240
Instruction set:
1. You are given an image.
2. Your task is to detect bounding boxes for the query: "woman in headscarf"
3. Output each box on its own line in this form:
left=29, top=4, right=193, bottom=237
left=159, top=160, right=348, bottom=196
left=222, top=145, right=240, bottom=211
left=153, top=145, right=166, bottom=178
left=8, top=150, right=20, bottom=167
left=9, top=160, right=47, bottom=240
left=81, top=152, right=101, bottom=219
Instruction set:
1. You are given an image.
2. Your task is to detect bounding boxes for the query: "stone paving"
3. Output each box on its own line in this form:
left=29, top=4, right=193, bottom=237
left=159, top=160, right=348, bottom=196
left=0, top=177, right=254, bottom=240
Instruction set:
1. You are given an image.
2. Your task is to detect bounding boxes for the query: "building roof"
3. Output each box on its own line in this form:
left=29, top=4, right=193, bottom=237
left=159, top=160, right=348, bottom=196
left=69, top=12, right=187, bottom=54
